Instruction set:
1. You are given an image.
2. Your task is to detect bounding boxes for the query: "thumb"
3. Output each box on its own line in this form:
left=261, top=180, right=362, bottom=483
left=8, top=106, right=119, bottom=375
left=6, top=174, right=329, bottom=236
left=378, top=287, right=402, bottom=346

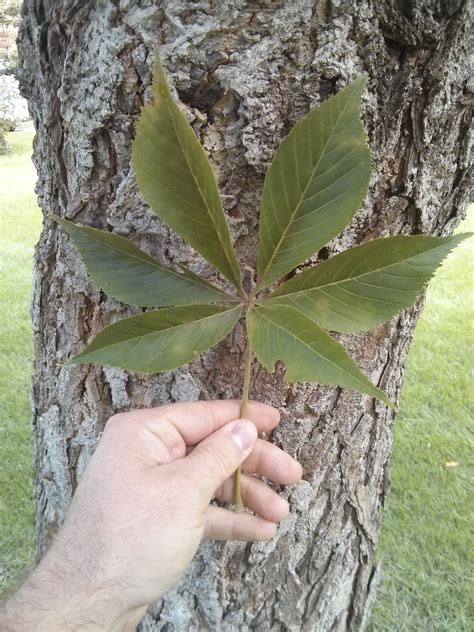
left=184, top=419, right=258, bottom=499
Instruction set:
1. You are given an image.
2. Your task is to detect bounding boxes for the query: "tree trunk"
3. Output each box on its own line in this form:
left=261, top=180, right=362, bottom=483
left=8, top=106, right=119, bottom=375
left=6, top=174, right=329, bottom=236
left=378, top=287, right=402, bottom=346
left=17, top=1, right=471, bottom=629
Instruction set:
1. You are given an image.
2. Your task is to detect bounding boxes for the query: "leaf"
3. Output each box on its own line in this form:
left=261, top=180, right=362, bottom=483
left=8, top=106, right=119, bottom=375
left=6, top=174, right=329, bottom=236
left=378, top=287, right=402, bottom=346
left=256, top=76, right=370, bottom=291
left=265, top=234, right=471, bottom=332
left=69, top=305, right=242, bottom=373
left=131, top=55, right=243, bottom=291
left=247, top=304, right=393, bottom=407
left=54, top=216, right=235, bottom=307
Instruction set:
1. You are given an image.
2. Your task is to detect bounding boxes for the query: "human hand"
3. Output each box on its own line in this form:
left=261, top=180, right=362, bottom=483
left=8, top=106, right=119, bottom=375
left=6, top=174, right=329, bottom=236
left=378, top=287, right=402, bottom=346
left=1, top=401, right=302, bottom=631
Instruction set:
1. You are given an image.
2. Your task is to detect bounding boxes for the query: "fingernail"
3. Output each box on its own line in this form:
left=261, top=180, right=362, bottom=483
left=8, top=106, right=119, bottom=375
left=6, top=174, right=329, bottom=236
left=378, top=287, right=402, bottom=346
left=230, top=420, right=257, bottom=451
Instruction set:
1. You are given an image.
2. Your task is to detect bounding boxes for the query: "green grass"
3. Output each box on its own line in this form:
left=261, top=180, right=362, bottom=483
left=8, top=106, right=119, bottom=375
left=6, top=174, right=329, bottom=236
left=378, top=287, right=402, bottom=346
left=0, top=127, right=41, bottom=595
left=0, top=130, right=472, bottom=626
left=370, top=212, right=474, bottom=630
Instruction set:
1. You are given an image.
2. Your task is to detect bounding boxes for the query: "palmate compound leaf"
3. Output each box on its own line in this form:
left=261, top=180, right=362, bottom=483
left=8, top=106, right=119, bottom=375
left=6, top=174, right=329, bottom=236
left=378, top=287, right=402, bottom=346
left=53, top=216, right=235, bottom=307
left=256, top=76, right=371, bottom=291
left=69, top=305, right=242, bottom=373
left=131, top=54, right=243, bottom=293
left=58, top=60, right=467, bottom=414
left=265, top=233, right=471, bottom=332
left=247, top=304, right=394, bottom=407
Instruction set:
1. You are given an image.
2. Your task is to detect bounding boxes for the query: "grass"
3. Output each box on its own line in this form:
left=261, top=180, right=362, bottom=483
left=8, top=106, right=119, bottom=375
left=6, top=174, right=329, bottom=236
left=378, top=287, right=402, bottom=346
left=0, top=129, right=472, bottom=626
left=0, top=126, right=41, bottom=595
left=369, top=212, right=474, bottom=630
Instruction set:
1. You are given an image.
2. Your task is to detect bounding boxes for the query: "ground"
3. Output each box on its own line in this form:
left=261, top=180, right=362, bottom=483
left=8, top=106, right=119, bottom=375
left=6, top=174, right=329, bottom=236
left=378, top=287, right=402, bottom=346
left=369, top=209, right=473, bottom=630
left=0, top=126, right=38, bottom=594
left=0, top=128, right=472, bottom=629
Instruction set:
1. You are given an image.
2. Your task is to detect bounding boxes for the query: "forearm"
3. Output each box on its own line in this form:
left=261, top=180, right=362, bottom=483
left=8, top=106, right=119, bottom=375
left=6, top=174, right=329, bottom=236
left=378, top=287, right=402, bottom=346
left=0, top=553, right=145, bottom=631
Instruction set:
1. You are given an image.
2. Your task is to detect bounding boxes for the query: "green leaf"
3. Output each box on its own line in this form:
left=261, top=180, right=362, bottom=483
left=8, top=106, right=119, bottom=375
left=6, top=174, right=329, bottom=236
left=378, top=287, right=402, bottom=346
left=266, top=234, right=471, bottom=332
left=54, top=216, right=235, bottom=307
left=247, top=304, right=393, bottom=407
left=69, top=305, right=242, bottom=373
left=131, top=55, right=243, bottom=291
left=256, top=76, right=370, bottom=291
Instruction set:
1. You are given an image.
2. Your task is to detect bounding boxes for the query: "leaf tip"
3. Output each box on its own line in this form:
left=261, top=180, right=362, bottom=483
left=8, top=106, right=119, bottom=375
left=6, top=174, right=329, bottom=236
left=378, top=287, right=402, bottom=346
left=454, top=231, right=474, bottom=243
left=348, top=74, right=369, bottom=97
left=382, top=394, right=397, bottom=410
left=151, top=45, right=170, bottom=99
left=372, top=382, right=395, bottom=409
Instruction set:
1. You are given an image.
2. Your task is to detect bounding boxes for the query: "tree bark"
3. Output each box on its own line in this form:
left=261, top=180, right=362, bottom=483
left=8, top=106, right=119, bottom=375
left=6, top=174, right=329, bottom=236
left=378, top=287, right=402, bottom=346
left=17, top=1, right=471, bottom=629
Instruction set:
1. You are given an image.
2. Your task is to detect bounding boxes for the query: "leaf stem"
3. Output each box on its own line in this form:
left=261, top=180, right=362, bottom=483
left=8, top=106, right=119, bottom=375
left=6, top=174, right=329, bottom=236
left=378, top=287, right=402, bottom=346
left=234, top=335, right=253, bottom=512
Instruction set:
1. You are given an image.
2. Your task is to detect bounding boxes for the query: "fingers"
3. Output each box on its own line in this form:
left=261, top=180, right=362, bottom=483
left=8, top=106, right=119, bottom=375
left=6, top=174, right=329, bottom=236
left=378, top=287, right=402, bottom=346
left=215, top=474, right=289, bottom=522
left=184, top=419, right=258, bottom=498
left=186, top=438, right=302, bottom=484
left=243, top=439, right=303, bottom=484
left=204, top=506, right=277, bottom=541
left=116, top=400, right=280, bottom=446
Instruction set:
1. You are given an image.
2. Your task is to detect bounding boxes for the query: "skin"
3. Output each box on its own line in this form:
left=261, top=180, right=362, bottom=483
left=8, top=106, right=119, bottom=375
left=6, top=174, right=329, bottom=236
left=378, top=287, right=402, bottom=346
left=0, top=400, right=302, bottom=631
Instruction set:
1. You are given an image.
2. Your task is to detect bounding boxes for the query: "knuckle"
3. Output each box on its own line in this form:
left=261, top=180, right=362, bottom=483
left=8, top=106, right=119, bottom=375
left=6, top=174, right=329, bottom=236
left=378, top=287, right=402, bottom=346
left=103, top=412, right=130, bottom=438
left=197, top=442, right=230, bottom=477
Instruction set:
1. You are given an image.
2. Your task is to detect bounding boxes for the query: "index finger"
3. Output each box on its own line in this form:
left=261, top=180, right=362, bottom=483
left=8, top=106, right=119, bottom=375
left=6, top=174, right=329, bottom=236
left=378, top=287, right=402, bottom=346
left=127, top=400, right=280, bottom=445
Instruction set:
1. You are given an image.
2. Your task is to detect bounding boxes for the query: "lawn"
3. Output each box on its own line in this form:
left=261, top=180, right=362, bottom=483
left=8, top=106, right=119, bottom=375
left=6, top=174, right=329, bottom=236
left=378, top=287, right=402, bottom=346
left=0, top=127, right=40, bottom=594
left=369, top=210, right=474, bottom=630
left=0, top=129, right=473, bottom=627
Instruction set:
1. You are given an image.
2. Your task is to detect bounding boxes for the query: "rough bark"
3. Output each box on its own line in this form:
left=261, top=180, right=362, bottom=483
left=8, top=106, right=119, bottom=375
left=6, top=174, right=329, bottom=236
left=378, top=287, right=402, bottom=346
left=17, top=1, right=471, bottom=630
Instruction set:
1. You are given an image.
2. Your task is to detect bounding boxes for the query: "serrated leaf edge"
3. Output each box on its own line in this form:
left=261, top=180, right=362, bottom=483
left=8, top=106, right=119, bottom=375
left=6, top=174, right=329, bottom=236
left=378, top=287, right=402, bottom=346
left=52, top=215, right=238, bottom=305
left=256, top=76, right=369, bottom=291
left=267, top=233, right=472, bottom=300
left=248, top=304, right=394, bottom=408
left=132, top=54, right=243, bottom=292
left=69, top=304, right=243, bottom=368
